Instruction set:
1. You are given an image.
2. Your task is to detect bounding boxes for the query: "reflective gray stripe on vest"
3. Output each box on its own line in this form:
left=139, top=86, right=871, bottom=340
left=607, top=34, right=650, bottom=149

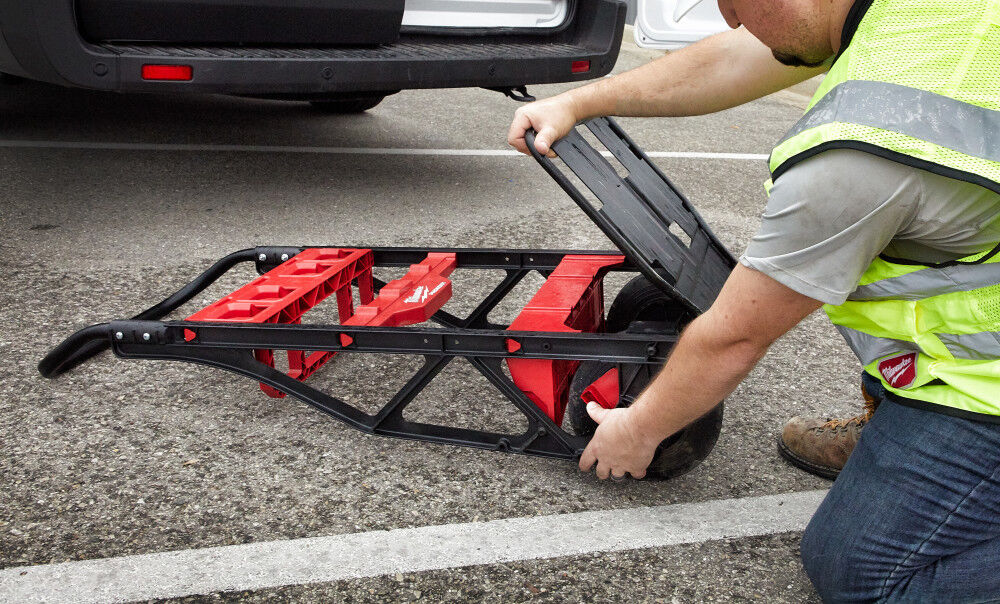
left=837, top=325, right=1000, bottom=364
left=835, top=325, right=921, bottom=366
left=776, top=80, right=1000, bottom=162
left=936, top=332, right=1000, bottom=361
left=849, top=262, right=1000, bottom=301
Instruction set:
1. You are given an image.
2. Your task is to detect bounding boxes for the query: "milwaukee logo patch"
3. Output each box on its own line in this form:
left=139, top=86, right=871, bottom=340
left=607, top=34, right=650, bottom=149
left=878, top=352, right=917, bottom=389
left=403, top=281, right=447, bottom=305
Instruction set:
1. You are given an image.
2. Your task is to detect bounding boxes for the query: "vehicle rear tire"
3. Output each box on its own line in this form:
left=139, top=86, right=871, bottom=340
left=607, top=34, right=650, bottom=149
left=310, top=93, right=389, bottom=114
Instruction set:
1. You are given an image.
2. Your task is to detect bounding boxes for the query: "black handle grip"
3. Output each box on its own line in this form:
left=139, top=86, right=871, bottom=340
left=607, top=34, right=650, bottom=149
left=38, top=324, right=112, bottom=378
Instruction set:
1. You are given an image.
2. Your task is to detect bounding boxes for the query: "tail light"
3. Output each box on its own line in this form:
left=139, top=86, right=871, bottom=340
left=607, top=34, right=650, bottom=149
left=141, top=65, right=193, bottom=81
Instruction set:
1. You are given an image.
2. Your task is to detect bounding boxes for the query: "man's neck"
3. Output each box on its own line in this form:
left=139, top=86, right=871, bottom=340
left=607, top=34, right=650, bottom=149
left=828, top=0, right=859, bottom=54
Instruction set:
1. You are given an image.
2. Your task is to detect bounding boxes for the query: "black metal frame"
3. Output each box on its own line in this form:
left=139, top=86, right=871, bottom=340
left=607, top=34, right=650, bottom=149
left=41, top=247, right=677, bottom=460
left=40, top=117, right=737, bottom=465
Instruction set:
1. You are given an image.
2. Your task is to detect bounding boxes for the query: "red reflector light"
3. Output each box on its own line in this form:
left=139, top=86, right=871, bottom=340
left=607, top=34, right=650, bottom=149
left=141, top=64, right=193, bottom=81
left=571, top=60, right=591, bottom=74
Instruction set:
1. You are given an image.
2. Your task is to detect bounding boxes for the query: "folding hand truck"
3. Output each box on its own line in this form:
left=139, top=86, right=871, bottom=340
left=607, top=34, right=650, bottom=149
left=39, top=118, right=736, bottom=479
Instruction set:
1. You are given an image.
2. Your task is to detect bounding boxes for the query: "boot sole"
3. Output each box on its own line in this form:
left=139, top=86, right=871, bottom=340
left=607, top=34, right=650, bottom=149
left=776, top=438, right=840, bottom=481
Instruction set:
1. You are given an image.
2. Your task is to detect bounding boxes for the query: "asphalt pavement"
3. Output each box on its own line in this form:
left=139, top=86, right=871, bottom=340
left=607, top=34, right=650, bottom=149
left=0, top=34, right=851, bottom=602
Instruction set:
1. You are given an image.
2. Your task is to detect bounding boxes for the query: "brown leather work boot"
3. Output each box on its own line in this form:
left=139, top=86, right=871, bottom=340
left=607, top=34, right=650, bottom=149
left=777, top=383, right=880, bottom=480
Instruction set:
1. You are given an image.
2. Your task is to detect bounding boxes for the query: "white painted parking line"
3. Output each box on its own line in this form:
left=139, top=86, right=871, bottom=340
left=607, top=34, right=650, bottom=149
left=648, top=151, right=769, bottom=160
left=0, top=139, right=769, bottom=160
left=0, top=490, right=827, bottom=603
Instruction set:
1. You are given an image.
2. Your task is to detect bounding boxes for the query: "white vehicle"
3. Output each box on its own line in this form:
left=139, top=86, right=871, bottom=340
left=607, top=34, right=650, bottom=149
left=630, top=0, right=730, bottom=49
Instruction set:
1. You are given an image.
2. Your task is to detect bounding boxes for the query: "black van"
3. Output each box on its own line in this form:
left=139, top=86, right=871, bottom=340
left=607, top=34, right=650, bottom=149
left=0, top=0, right=626, bottom=112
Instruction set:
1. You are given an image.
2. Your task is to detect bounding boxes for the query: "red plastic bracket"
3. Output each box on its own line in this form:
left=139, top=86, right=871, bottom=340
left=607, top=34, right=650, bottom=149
left=278, top=252, right=456, bottom=386
left=186, top=248, right=375, bottom=397
left=506, top=254, right=624, bottom=425
left=581, top=367, right=620, bottom=410
left=344, top=252, right=456, bottom=328
left=186, top=249, right=457, bottom=398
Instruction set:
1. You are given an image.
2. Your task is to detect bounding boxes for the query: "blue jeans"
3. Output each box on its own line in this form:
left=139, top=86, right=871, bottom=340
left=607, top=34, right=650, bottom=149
left=800, top=375, right=1000, bottom=603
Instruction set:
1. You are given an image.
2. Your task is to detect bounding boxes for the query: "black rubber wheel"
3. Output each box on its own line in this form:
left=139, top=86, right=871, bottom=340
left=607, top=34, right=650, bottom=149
left=606, top=275, right=696, bottom=333
left=566, top=277, right=723, bottom=479
left=567, top=360, right=723, bottom=480
left=310, top=93, right=388, bottom=114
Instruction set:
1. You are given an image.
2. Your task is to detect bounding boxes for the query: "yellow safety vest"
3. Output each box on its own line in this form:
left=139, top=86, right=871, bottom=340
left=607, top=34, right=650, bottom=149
left=769, top=0, right=1000, bottom=420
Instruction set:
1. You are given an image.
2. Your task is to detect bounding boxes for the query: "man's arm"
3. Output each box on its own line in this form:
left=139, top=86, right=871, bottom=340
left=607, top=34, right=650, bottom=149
left=579, top=265, right=823, bottom=480
left=508, top=27, right=828, bottom=155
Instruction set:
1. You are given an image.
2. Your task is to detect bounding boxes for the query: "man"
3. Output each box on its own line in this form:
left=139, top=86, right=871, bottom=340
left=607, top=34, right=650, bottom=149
left=508, top=0, right=1000, bottom=600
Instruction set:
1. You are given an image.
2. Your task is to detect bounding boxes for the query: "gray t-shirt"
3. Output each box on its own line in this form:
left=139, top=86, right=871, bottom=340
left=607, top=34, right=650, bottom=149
left=740, top=149, right=1000, bottom=305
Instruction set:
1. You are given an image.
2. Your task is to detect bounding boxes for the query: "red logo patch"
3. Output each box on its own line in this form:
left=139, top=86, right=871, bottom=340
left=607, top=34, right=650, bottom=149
left=878, top=353, right=917, bottom=389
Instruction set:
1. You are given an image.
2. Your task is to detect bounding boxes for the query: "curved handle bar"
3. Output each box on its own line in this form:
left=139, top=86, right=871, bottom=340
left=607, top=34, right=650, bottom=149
left=38, top=248, right=264, bottom=378
left=38, top=324, right=112, bottom=378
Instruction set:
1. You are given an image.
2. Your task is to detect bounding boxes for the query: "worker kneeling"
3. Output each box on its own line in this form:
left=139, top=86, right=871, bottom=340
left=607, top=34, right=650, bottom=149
left=508, top=0, right=1000, bottom=600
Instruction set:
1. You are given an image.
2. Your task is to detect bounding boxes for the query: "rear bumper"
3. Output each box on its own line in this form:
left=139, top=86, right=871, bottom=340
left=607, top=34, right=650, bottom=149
left=0, top=0, right=625, bottom=94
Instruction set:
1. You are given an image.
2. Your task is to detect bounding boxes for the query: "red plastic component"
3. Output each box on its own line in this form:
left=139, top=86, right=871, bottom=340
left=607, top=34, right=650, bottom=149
left=581, top=367, right=620, bottom=410
left=343, top=253, right=456, bottom=328
left=141, top=64, right=193, bottom=81
left=571, top=60, right=591, bottom=74
left=506, top=254, right=624, bottom=425
left=188, top=249, right=457, bottom=398
left=187, top=248, right=375, bottom=397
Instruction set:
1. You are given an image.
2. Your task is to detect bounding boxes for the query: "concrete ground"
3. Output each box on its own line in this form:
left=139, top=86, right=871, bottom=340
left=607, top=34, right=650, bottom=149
left=0, top=34, right=853, bottom=602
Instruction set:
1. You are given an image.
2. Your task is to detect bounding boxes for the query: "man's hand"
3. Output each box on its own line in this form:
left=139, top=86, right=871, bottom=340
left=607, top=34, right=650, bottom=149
left=577, top=265, right=824, bottom=482
left=578, top=402, right=660, bottom=480
left=507, top=94, right=582, bottom=157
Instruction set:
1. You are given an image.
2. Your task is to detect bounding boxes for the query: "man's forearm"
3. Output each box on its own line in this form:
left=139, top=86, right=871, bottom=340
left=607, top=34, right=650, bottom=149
left=627, top=311, right=767, bottom=446
left=577, top=258, right=822, bottom=477
left=623, top=265, right=824, bottom=447
left=564, top=27, right=827, bottom=121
